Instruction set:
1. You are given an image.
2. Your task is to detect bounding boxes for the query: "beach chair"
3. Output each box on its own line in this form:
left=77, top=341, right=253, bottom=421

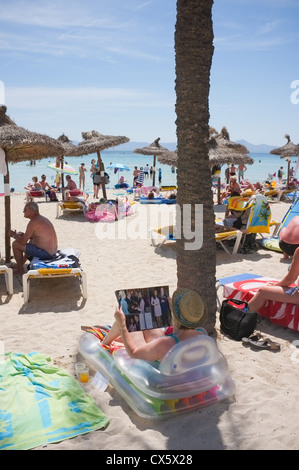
left=225, top=194, right=279, bottom=253
left=217, top=273, right=299, bottom=331
left=260, top=196, right=299, bottom=252
left=150, top=225, right=177, bottom=250
left=26, top=189, right=47, bottom=202
left=22, top=249, right=87, bottom=303
left=22, top=267, right=87, bottom=304
left=56, top=200, right=85, bottom=218
left=150, top=224, right=243, bottom=255
left=64, top=189, right=84, bottom=199
left=0, top=265, right=13, bottom=295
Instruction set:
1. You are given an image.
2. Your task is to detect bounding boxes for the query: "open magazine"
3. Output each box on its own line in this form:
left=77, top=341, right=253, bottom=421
left=115, top=285, right=172, bottom=332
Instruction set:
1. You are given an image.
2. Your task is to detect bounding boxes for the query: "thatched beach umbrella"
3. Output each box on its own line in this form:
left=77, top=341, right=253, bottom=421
left=158, top=128, right=252, bottom=167
left=157, top=128, right=253, bottom=204
left=208, top=127, right=252, bottom=204
left=53, top=134, right=84, bottom=191
left=0, top=105, right=63, bottom=262
left=270, top=135, right=299, bottom=188
left=76, top=130, right=130, bottom=199
left=134, top=138, right=171, bottom=186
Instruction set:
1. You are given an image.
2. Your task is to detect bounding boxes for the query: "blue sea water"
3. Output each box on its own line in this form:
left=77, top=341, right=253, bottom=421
left=0, top=151, right=296, bottom=194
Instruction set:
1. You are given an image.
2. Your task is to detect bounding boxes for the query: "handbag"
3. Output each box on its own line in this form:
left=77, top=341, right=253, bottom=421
left=93, top=173, right=102, bottom=184
left=220, top=299, right=258, bottom=341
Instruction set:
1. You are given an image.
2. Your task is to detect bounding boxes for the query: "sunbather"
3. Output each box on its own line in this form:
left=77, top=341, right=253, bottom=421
left=278, top=216, right=299, bottom=259
left=101, top=289, right=207, bottom=363
left=9, top=202, right=58, bottom=275
left=248, top=247, right=299, bottom=313
left=24, top=176, right=43, bottom=202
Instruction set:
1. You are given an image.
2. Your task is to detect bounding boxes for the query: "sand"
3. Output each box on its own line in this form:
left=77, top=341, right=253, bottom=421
left=1, top=191, right=299, bottom=451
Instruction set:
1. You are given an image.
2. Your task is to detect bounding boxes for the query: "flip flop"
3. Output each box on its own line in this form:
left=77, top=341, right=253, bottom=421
left=242, top=333, right=262, bottom=345
left=248, top=337, right=281, bottom=351
left=242, top=334, right=280, bottom=351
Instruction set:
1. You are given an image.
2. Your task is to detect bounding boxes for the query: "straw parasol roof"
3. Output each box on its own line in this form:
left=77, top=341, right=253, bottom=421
left=53, top=134, right=86, bottom=190
left=57, top=133, right=82, bottom=157
left=157, top=128, right=253, bottom=205
left=270, top=134, right=299, bottom=158
left=0, top=105, right=63, bottom=163
left=76, top=130, right=130, bottom=199
left=157, top=128, right=253, bottom=167
left=157, top=150, right=178, bottom=166
left=208, top=127, right=253, bottom=165
left=270, top=135, right=299, bottom=187
left=0, top=105, right=65, bottom=263
left=134, top=138, right=171, bottom=186
left=77, top=130, right=129, bottom=154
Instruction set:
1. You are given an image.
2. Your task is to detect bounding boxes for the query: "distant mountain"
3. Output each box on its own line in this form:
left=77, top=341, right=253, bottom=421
left=105, top=139, right=275, bottom=154
left=235, top=140, right=275, bottom=154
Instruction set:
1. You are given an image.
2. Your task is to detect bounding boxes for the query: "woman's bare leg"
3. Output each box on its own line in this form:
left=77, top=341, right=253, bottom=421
left=248, top=285, right=299, bottom=312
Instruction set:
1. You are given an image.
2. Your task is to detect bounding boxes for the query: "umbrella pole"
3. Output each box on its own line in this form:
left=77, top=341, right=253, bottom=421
left=152, top=155, right=156, bottom=186
left=287, top=159, right=290, bottom=188
left=4, top=152, right=11, bottom=263
left=97, top=150, right=107, bottom=200
left=61, top=157, right=65, bottom=190
left=217, top=178, right=221, bottom=205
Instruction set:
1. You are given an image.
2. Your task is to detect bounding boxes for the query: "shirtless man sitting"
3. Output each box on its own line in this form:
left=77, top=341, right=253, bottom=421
left=9, top=202, right=58, bottom=275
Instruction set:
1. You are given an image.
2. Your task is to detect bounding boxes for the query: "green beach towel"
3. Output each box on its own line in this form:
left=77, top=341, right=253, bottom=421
left=0, top=352, right=109, bottom=450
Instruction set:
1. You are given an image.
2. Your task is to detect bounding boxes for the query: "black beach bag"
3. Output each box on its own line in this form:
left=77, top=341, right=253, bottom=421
left=220, top=299, right=258, bottom=341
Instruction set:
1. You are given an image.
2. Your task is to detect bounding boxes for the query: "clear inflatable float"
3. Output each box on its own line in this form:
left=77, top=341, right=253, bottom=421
left=78, top=331, right=235, bottom=420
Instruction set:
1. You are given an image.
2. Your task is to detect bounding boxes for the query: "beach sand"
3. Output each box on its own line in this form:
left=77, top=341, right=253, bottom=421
left=1, top=192, right=299, bottom=451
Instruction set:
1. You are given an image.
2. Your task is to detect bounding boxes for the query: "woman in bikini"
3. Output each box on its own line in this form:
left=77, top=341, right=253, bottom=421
left=101, top=289, right=207, bottom=363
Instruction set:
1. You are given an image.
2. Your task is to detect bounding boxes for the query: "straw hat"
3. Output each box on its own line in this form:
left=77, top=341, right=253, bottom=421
left=172, top=288, right=207, bottom=328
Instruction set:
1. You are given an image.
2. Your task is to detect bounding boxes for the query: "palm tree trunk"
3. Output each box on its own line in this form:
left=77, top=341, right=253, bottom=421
left=175, top=0, right=216, bottom=333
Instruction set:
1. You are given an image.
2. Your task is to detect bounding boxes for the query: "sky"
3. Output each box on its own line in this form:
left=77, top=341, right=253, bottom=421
left=0, top=0, right=298, bottom=147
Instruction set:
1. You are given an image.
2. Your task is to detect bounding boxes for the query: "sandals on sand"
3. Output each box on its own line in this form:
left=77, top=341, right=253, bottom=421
left=242, top=333, right=281, bottom=351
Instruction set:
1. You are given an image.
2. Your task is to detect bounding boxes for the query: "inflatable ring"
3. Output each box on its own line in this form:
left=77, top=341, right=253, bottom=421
left=78, top=332, right=235, bottom=420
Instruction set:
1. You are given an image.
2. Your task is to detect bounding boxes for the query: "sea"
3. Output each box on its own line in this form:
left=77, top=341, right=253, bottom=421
left=1, top=151, right=297, bottom=194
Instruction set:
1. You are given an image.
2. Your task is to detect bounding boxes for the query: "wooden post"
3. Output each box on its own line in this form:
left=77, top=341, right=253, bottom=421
left=217, top=178, right=221, bottom=205
left=4, top=152, right=11, bottom=263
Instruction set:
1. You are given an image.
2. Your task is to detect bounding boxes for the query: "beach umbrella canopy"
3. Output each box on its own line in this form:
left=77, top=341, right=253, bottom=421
left=208, top=127, right=252, bottom=165
left=270, top=135, right=299, bottom=187
left=0, top=105, right=63, bottom=163
left=157, top=128, right=253, bottom=167
left=0, top=105, right=64, bottom=262
left=134, top=138, right=171, bottom=186
left=47, top=162, right=78, bottom=175
left=157, top=128, right=253, bottom=204
left=76, top=130, right=130, bottom=199
left=54, top=133, right=89, bottom=190
left=106, top=163, right=130, bottom=171
left=106, top=163, right=130, bottom=184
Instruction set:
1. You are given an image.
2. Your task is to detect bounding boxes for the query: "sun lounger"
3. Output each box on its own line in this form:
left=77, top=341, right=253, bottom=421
left=56, top=200, right=85, bottom=218
left=150, top=225, right=243, bottom=255
left=22, top=267, right=87, bottom=304
left=64, top=189, right=84, bottom=198
left=0, top=265, right=13, bottom=295
left=26, top=189, right=47, bottom=202
left=218, top=273, right=299, bottom=331
left=22, top=248, right=87, bottom=303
